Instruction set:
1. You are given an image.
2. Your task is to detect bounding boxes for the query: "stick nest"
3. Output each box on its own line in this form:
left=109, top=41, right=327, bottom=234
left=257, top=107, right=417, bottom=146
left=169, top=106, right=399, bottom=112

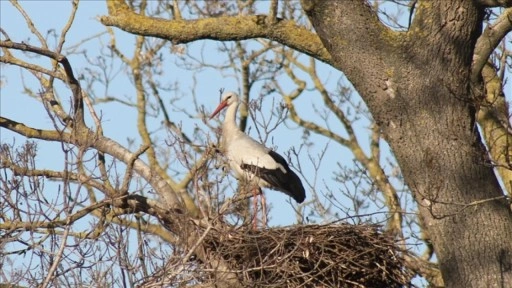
left=203, top=223, right=412, bottom=287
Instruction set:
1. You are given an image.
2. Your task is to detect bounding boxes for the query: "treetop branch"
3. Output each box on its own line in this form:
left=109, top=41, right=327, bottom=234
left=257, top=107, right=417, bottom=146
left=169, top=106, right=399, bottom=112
left=100, top=0, right=332, bottom=64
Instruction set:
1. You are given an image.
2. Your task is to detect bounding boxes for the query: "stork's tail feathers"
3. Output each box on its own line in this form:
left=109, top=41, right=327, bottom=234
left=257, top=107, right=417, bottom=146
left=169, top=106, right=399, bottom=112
left=287, top=170, right=306, bottom=203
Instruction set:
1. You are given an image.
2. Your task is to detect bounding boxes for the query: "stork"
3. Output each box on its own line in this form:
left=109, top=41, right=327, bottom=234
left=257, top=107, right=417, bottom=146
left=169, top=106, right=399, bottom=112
left=210, top=91, right=305, bottom=228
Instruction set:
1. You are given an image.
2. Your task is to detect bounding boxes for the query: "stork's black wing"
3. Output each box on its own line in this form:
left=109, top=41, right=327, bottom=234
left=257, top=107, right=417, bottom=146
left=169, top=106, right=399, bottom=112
left=240, top=150, right=305, bottom=203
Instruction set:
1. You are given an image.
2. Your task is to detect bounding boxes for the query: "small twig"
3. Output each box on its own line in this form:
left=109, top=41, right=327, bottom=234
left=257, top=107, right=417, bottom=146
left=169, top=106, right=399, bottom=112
left=267, top=0, right=279, bottom=25
left=82, top=90, right=103, bottom=133
left=172, top=0, right=182, bottom=20
left=0, top=27, right=11, bottom=40
left=120, top=144, right=150, bottom=195
left=10, top=0, right=47, bottom=48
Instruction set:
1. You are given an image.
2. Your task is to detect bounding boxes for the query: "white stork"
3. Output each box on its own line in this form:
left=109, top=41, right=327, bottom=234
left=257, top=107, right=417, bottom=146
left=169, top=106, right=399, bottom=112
left=210, top=91, right=305, bottom=228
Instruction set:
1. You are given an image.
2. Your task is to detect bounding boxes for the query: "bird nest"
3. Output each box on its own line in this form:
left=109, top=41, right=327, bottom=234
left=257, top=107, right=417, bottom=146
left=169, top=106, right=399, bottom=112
left=202, top=223, right=412, bottom=287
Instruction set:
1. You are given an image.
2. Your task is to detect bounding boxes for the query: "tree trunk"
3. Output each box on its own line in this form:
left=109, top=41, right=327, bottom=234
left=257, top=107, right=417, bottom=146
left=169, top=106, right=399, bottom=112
left=303, top=1, right=512, bottom=287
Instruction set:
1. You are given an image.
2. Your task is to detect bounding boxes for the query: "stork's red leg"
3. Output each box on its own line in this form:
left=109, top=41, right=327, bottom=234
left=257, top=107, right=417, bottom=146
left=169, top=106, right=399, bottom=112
left=252, top=187, right=259, bottom=230
left=261, top=191, right=267, bottom=227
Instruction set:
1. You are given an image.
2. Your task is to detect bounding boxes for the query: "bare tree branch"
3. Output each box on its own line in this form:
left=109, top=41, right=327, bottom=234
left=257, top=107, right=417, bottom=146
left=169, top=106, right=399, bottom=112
left=100, top=0, right=331, bottom=64
left=472, top=8, right=512, bottom=83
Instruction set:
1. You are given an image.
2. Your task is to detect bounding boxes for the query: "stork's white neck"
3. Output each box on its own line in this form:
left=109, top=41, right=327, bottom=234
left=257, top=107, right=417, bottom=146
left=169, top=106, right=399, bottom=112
left=221, top=99, right=241, bottom=142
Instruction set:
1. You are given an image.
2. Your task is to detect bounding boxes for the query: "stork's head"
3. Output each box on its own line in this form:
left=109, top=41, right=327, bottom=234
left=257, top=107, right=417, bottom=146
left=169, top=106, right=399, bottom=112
left=209, top=91, right=239, bottom=119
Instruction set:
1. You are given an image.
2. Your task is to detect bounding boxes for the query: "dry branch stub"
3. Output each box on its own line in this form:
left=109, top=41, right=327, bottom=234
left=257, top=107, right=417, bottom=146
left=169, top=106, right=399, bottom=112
left=202, top=223, right=412, bottom=287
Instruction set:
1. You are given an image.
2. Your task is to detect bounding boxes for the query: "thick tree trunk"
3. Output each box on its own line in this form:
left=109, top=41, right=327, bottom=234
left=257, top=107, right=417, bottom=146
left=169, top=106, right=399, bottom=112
left=303, top=1, right=512, bottom=287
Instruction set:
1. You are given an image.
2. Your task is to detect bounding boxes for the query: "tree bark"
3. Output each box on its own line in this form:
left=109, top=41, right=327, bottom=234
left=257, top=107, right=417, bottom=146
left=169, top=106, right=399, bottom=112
left=303, top=0, right=512, bottom=287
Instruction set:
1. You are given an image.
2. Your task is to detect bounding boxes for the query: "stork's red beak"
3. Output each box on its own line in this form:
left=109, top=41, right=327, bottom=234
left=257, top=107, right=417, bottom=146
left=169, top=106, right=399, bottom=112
left=209, top=100, right=228, bottom=119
